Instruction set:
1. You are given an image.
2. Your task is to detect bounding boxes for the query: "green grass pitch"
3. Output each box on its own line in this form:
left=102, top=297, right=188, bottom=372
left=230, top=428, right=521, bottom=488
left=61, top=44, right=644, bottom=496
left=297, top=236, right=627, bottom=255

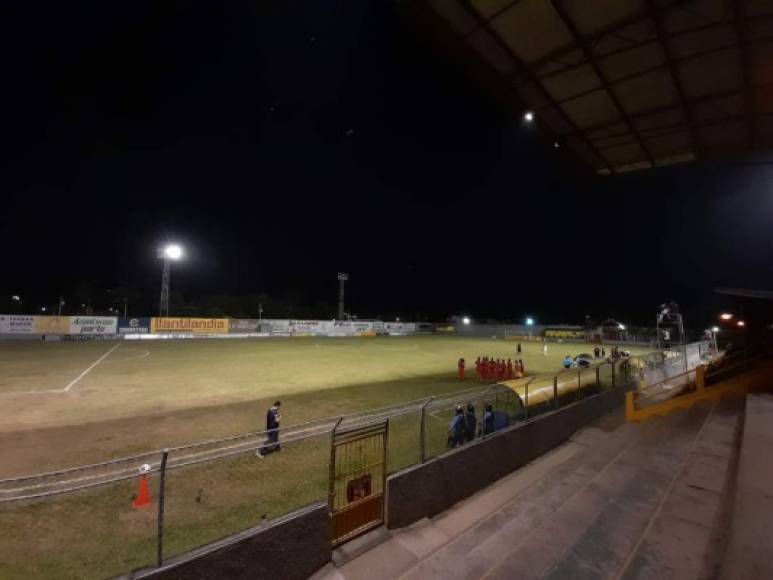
left=0, top=335, right=650, bottom=580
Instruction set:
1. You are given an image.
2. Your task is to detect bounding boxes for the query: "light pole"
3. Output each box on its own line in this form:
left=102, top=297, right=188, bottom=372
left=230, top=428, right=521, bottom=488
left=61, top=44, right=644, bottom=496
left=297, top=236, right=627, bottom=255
left=158, top=244, right=183, bottom=317
left=337, top=273, right=348, bottom=320
left=525, top=316, right=535, bottom=338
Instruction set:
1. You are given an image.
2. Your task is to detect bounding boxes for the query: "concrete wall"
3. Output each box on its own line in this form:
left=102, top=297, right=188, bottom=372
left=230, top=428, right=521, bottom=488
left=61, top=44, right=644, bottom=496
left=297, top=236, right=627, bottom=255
left=128, top=502, right=330, bottom=580
left=387, top=384, right=633, bottom=529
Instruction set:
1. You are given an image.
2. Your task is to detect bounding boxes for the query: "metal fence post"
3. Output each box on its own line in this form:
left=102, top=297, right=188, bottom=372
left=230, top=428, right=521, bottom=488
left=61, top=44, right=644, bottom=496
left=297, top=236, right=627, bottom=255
left=596, top=366, right=600, bottom=389
left=553, top=375, right=558, bottom=409
left=577, top=370, right=582, bottom=400
left=328, top=418, right=343, bottom=511
left=420, top=398, right=432, bottom=463
left=524, top=382, right=529, bottom=420
left=611, top=363, right=616, bottom=388
left=156, top=449, right=169, bottom=567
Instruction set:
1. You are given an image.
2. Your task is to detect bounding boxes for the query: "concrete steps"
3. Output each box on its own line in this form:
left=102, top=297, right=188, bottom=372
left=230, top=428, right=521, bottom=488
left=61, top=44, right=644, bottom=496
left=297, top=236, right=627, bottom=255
left=719, top=393, right=773, bottom=580
left=618, top=394, right=744, bottom=580
left=318, top=393, right=748, bottom=580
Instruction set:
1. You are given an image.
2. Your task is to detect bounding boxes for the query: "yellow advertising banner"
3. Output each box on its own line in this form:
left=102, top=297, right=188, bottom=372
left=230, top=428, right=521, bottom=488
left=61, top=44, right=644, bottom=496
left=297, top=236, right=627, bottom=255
left=151, top=318, right=229, bottom=334
left=33, top=316, right=73, bottom=334
left=545, top=329, right=584, bottom=339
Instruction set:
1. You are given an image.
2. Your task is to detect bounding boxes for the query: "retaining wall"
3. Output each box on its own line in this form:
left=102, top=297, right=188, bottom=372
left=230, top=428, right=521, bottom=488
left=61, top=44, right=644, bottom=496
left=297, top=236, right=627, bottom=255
left=127, top=502, right=330, bottom=580
left=387, top=383, right=633, bottom=529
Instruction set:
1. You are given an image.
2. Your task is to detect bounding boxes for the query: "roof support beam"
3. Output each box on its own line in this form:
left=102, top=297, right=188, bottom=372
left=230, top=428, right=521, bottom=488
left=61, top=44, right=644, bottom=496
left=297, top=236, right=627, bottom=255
left=733, top=0, right=755, bottom=148
left=458, top=0, right=614, bottom=174
left=547, top=31, right=773, bottom=107
left=644, top=0, right=701, bottom=159
left=550, top=0, right=656, bottom=168
left=527, top=0, right=695, bottom=74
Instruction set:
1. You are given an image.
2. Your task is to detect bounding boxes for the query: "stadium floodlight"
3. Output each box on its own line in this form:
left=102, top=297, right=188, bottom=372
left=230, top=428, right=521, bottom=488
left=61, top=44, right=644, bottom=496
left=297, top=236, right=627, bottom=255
left=462, top=316, right=471, bottom=325
left=163, top=244, right=183, bottom=261
left=40, top=306, right=46, bottom=312
left=618, top=324, right=626, bottom=330
left=720, top=312, right=733, bottom=320
left=524, top=111, right=534, bottom=122
left=158, top=243, right=184, bottom=317
left=711, top=326, right=720, bottom=333
left=737, top=320, right=746, bottom=327
left=525, top=317, right=534, bottom=326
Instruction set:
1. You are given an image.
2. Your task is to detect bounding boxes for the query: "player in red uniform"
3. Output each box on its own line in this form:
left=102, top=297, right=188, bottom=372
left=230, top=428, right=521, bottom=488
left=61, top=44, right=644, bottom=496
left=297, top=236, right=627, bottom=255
left=458, top=357, right=466, bottom=381
left=506, top=359, right=513, bottom=379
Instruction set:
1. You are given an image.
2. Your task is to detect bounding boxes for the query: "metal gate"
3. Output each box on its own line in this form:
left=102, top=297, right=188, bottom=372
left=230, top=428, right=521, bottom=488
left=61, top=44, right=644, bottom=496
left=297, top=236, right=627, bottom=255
left=329, top=420, right=388, bottom=546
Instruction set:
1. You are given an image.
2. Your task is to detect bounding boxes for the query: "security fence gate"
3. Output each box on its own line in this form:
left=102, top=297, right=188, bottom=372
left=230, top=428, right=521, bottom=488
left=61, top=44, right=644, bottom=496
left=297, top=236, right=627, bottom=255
left=329, top=420, right=388, bottom=546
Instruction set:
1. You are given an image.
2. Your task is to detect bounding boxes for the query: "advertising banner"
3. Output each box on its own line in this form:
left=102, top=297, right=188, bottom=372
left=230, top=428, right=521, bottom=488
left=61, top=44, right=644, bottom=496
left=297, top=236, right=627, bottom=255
left=69, top=317, right=117, bottom=334
left=152, top=318, right=229, bottom=334
left=118, top=317, right=151, bottom=334
left=290, top=320, right=335, bottom=335
left=34, top=316, right=73, bottom=334
left=259, top=319, right=291, bottom=336
left=545, top=329, right=584, bottom=339
left=229, top=319, right=259, bottom=333
left=332, top=321, right=374, bottom=335
left=0, top=315, right=36, bottom=334
left=383, top=322, right=416, bottom=335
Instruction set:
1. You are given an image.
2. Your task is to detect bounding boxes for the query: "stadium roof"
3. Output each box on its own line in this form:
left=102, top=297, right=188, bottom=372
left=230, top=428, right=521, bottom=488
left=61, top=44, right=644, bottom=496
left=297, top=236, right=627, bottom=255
left=417, top=0, right=773, bottom=174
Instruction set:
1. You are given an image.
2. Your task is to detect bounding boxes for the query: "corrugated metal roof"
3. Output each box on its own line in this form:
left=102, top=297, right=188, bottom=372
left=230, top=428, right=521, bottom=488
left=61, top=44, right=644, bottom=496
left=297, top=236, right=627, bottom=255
left=420, top=0, right=773, bottom=174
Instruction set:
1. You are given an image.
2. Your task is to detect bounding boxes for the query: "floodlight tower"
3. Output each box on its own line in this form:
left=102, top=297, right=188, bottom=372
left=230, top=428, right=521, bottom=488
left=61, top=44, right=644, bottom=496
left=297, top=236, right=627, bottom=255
left=337, top=272, right=349, bottom=320
left=158, top=244, right=183, bottom=317
left=656, top=301, right=687, bottom=370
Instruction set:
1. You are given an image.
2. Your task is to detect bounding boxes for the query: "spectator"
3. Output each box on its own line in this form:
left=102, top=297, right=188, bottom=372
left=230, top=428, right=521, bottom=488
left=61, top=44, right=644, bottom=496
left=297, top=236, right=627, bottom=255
left=483, top=404, right=495, bottom=435
left=563, top=355, right=573, bottom=369
left=448, top=406, right=467, bottom=448
left=465, top=403, right=477, bottom=442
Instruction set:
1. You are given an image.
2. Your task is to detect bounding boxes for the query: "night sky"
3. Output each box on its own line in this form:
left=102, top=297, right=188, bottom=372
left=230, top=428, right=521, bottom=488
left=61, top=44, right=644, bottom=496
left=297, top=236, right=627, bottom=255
left=3, top=1, right=773, bottom=327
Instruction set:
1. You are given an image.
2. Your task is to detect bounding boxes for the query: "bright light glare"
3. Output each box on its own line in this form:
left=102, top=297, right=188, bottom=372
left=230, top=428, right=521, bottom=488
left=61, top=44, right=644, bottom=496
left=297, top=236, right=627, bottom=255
left=737, top=320, right=746, bottom=327
left=462, top=317, right=471, bottom=325
left=524, top=111, right=534, bottom=122
left=11, top=295, right=20, bottom=302
left=525, top=317, right=534, bottom=326
left=164, top=244, right=183, bottom=260
left=720, top=313, right=733, bottom=320
left=618, top=324, right=626, bottom=330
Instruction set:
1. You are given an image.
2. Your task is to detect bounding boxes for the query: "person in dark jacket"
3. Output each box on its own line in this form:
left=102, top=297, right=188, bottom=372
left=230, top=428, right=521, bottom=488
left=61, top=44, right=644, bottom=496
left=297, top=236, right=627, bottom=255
left=448, top=406, right=466, bottom=448
left=483, top=404, right=495, bottom=435
left=465, top=403, right=477, bottom=442
left=256, top=401, right=282, bottom=458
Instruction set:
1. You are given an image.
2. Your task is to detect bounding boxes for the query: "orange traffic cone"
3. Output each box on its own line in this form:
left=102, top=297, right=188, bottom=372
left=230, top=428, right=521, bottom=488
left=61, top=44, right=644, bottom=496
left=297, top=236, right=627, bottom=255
left=132, top=473, right=152, bottom=509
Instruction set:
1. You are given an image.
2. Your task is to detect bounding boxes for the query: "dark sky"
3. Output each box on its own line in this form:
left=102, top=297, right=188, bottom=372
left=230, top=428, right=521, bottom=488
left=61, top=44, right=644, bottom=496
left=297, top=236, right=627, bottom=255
left=2, top=1, right=773, bottom=326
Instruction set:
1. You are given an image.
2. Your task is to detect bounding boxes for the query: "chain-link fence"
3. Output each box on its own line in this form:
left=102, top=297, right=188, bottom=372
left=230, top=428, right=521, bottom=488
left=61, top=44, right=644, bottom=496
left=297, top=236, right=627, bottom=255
left=0, top=357, right=639, bottom=580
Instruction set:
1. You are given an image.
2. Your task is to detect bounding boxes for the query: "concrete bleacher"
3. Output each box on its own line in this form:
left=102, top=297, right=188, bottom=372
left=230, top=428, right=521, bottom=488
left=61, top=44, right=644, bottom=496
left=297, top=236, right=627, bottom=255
left=719, top=393, right=773, bottom=580
left=313, top=389, right=759, bottom=580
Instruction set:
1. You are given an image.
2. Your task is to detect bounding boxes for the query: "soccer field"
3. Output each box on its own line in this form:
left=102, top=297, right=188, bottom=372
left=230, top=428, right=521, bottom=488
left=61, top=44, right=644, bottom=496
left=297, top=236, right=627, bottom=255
left=0, top=335, right=652, bottom=580
left=0, top=336, right=648, bottom=477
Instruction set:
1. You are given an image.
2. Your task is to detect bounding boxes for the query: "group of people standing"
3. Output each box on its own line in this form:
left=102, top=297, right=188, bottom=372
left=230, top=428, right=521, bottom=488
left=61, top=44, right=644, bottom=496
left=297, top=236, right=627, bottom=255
left=474, top=356, right=525, bottom=381
left=448, top=403, right=495, bottom=448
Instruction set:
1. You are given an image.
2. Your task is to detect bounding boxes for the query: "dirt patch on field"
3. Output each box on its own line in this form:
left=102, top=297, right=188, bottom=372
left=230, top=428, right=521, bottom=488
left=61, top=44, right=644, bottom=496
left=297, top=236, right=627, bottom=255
left=0, top=373, right=460, bottom=478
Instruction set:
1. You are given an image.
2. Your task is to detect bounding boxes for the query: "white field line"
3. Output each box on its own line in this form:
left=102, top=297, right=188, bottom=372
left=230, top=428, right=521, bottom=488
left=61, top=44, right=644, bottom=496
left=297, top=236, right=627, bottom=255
left=63, top=343, right=121, bottom=392
left=0, top=342, right=121, bottom=398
